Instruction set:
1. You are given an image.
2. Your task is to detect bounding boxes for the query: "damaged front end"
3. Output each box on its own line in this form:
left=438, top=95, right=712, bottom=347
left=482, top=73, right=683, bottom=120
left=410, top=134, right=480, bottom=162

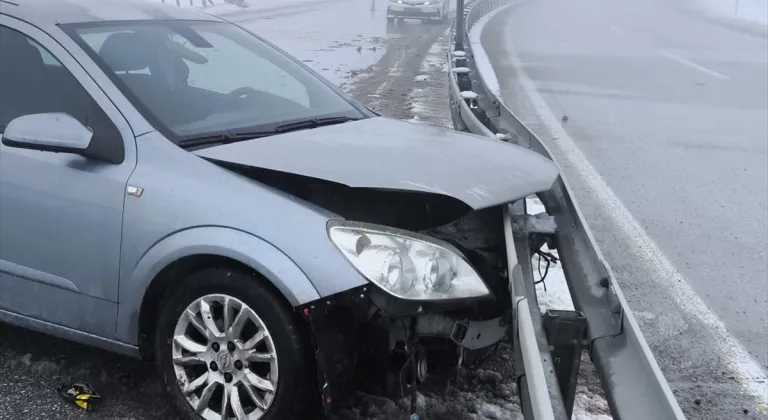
left=290, top=188, right=521, bottom=415
left=191, top=117, right=562, bottom=414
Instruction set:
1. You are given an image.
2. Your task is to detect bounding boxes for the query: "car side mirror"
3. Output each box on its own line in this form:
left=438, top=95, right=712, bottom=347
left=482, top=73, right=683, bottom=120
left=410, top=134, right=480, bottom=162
left=2, top=113, right=93, bottom=155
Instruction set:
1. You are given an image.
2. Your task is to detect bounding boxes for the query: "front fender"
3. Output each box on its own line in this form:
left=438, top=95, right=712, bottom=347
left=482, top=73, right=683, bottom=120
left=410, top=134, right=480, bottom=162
left=115, top=226, right=321, bottom=345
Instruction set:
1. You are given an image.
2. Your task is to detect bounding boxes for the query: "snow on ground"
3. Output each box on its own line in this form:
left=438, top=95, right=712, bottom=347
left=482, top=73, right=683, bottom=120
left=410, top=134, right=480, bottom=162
left=329, top=364, right=524, bottom=420
left=696, top=0, right=768, bottom=25
left=407, top=27, right=453, bottom=127
left=525, top=196, right=575, bottom=313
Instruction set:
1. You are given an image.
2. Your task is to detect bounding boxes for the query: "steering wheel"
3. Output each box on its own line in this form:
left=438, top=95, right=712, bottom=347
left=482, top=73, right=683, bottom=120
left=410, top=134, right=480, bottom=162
left=223, top=86, right=262, bottom=107
left=223, top=86, right=311, bottom=115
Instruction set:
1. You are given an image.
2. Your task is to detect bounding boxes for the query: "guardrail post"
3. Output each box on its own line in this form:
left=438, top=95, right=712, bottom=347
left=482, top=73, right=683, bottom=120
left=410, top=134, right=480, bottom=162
left=452, top=66, right=472, bottom=91
left=451, top=50, right=467, bottom=68
left=455, top=0, right=466, bottom=50
left=542, top=310, right=588, bottom=418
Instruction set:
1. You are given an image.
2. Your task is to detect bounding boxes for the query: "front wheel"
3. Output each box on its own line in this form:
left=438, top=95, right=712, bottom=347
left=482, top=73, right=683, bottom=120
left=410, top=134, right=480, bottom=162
left=155, top=268, right=314, bottom=420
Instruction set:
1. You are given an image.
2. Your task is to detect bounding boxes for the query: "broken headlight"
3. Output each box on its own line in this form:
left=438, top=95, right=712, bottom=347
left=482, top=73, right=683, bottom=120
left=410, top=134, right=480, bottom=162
left=328, top=220, right=492, bottom=301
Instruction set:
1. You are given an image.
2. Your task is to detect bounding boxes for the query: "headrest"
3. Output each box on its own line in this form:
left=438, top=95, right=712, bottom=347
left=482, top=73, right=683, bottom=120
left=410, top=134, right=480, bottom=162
left=98, top=32, right=156, bottom=72
left=0, top=31, right=45, bottom=70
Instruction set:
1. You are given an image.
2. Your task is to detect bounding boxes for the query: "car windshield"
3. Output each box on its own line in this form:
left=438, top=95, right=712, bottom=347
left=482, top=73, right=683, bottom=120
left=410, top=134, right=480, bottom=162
left=65, top=20, right=365, bottom=141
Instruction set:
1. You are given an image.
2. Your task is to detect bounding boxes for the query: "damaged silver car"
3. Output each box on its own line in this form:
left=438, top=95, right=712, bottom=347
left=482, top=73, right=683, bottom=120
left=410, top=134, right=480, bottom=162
left=0, top=0, right=557, bottom=419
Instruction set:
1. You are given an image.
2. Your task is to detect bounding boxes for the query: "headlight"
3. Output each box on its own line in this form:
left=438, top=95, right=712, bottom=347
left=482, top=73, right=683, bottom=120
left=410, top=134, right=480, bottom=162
left=328, top=221, right=492, bottom=301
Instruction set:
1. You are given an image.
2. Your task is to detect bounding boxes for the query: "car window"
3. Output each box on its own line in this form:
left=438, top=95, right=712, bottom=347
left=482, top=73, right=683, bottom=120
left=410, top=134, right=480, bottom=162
left=0, top=26, right=90, bottom=133
left=29, top=42, right=63, bottom=67
left=171, top=32, right=310, bottom=107
left=67, top=21, right=365, bottom=140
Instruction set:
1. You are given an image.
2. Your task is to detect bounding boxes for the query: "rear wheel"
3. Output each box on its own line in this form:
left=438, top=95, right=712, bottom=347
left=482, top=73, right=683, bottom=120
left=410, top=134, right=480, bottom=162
left=154, top=268, right=313, bottom=420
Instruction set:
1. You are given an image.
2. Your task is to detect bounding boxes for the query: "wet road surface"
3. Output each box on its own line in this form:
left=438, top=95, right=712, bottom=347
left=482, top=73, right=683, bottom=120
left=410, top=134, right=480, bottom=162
left=479, top=0, right=768, bottom=417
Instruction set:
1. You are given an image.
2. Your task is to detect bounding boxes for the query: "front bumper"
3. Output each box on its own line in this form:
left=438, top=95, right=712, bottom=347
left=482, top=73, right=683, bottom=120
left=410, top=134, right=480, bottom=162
left=387, top=4, right=442, bottom=18
left=298, top=284, right=509, bottom=413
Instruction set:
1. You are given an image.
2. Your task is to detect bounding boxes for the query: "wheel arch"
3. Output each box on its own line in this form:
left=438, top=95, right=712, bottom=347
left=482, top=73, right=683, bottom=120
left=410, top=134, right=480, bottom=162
left=116, top=226, right=322, bottom=353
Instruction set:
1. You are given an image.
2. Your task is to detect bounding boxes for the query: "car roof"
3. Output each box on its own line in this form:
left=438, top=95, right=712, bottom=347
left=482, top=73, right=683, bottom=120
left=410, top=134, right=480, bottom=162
left=0, top=0, right=222, bottom=25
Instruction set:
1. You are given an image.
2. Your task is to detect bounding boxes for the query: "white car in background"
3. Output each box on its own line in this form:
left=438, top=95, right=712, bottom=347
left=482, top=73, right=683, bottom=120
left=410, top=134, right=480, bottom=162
left=387, top=0, right=449, bottom=23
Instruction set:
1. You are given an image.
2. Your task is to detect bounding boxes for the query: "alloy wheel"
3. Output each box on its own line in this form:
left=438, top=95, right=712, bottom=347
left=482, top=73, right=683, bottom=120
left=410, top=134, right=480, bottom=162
left=172, top=294, right=279, bottom=420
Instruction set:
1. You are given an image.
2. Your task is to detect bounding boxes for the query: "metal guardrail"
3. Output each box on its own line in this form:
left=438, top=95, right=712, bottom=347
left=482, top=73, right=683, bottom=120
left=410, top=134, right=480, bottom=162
left=447, top=1, right=688, bottom=419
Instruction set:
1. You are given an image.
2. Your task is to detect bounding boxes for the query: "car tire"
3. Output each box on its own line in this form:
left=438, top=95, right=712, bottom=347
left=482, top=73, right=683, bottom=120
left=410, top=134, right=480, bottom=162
left=154, top=267, right=315, bottom=420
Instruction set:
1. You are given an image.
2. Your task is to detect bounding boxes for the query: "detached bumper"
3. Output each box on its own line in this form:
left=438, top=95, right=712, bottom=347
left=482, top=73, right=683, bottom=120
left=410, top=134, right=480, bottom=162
left=413, top=313, right=507, bottom=350
left=387, top=5, right=442, bottom=18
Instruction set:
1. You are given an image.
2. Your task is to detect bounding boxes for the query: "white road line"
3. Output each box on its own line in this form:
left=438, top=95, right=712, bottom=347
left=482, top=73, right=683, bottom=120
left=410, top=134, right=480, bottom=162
left=609, top=24, right=626, bottom=36
left=480, top=4, right=768, bottom=407
left=661, top=50, right=731, bottom=80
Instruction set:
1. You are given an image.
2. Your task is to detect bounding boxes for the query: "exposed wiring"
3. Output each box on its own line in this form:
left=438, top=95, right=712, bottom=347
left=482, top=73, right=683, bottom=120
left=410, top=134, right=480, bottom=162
left=534, top=249, right=559, bottom=291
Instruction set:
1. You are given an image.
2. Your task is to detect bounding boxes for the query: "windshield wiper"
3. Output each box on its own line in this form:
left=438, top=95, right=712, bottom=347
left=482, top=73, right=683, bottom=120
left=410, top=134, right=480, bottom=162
left=177, top=130, right=272, bottom=149
left=177, top=116, right=361, bottom=149
left=271, top=116, right=360, bottom=133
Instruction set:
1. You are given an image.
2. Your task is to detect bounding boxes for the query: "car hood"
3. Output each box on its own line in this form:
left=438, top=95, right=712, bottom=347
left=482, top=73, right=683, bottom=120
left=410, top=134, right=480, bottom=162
left=194, top=117, right=558, bottom=210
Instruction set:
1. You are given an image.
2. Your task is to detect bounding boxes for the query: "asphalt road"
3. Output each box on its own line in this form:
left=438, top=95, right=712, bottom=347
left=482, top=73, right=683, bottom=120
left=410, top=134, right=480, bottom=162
left=480, top=0, right=768, bottom=417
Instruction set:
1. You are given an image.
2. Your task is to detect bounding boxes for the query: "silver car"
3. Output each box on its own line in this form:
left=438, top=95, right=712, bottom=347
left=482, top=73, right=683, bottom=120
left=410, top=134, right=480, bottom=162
left=0, top=0, right=558, bottom=419
left=386, top=0, right=450, bottom=23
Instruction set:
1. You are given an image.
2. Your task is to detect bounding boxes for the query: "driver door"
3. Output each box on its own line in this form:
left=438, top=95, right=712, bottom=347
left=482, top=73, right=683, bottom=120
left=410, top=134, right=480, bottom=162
left=0, top=19, right=137, bottom=338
